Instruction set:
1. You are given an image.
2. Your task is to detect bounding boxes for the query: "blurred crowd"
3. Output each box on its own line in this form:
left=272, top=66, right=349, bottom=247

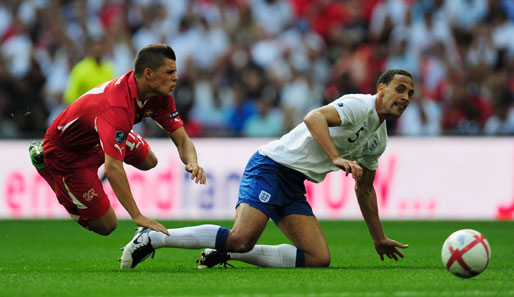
left=1, top=0, right=513, bottom=138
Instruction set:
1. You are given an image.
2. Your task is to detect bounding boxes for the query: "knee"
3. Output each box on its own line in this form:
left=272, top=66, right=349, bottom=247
left=317, top=255, right=331, bottom=267
left=227, top=232, right=256, bottom=253
left=138, top=152, right=158, bottom=171
left=307, top=253, right=331, bottom=267
left=147, top=152, right=158, bottom=169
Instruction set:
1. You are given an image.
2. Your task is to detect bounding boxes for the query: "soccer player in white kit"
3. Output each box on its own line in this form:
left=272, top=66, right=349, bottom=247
left=120, top=69, right=414, bottom=269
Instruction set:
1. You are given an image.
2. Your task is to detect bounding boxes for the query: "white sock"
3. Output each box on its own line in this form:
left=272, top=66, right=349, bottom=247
left=228, top=244, right=297, bottom=267
left=149, top=224, right=219, bottom=249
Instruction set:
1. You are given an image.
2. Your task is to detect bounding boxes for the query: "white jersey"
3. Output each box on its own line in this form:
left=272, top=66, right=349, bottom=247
left=259, top=94, right=387, bottom=183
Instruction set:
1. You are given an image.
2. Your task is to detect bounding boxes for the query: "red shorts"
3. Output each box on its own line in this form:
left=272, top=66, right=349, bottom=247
left=38, top=130, right=150, bottom=228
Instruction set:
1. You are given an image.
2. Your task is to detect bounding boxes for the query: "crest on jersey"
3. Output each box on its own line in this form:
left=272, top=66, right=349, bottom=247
left=83, top=188, right=99, bottom=202
left=259, top=190, right=271, bottom=203
left=337, top=102, right=344, bottom=107
left=368, top=136, right=380, bottom=153
left=115, top=131, right=126, bottom=144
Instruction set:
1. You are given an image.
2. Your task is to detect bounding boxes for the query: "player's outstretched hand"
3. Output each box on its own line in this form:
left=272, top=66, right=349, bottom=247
left=185, top=163, right=206, bottom=184
left=332, top=158, right=362, bottom=181
left=374, top=238, right=408, bottom=261
left=133, top=215, right=170, bottom=236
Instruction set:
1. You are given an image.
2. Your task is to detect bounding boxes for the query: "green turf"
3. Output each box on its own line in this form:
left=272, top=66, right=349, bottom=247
left=0, top=220, right=513, bottom=297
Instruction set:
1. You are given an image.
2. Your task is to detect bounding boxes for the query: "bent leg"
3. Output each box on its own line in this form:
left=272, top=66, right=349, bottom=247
left=218, top=152, right=315, bottom=267
left=277, top=214, right=330, bottom=267
left=52, top=169, right=114, bottom=236
left=220, top=204, right=307, bottom=267
left=226, top=214, right=329, bottom=268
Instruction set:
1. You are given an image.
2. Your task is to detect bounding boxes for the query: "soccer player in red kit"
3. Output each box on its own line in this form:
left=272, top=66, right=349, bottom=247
left=29, top=44, right=206, bottom=236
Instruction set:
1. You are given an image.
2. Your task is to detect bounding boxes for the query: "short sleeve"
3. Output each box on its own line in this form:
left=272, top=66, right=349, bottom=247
left=96, top=107, right=132, bottom=161
left=152, top=96, right=184, bottom=133
left=329, top=96, right=370, bottom=126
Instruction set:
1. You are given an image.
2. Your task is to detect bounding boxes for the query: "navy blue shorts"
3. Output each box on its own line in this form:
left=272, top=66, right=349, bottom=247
left=236, top=152, right=314, bottom=224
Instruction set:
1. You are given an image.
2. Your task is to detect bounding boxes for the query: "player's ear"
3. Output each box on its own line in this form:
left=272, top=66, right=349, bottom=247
left=143, top=67, right=153, bottom=79
left=377, top=83, right=385, bottom=97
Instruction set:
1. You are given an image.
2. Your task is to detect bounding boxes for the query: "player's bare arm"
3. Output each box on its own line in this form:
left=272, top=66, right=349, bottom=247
left=304, top=105, right=363, bottom=181
left=104, top=154, right=170, bottom=235
left=355, top=163, right=408, bottom=261
left=168, top=127, right=206, bottom=184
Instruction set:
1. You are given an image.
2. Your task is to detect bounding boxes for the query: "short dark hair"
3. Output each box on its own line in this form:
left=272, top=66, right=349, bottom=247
left=134, top=44, right=176, bottom=78
left=376, top=69, right=412, bottom=90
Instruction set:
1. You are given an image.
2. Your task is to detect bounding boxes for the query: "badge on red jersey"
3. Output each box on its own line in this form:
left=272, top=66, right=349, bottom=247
left=168, top=111, right=179, bottom=119
left=115, top=131, right=126, bottom=144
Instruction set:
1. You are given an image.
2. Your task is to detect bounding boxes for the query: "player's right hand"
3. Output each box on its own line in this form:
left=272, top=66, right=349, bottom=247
left=133, top=215, right=170, bottom=236
left=374, top=238, right=408, bottom=261
left=332, top=158, right=363, bottom=181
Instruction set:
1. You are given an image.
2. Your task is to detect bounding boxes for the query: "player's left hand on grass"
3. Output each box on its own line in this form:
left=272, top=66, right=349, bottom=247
left=185, top=163, right=206, bottom=184
left=374, top=238, right=408, bottom=261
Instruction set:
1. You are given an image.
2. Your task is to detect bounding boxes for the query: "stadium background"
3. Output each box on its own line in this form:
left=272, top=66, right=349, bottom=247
left=0, top=0, right=513, bottom=221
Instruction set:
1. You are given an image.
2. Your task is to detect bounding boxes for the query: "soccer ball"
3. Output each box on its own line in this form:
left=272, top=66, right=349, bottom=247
left=441, top=229, right=491, bottom=278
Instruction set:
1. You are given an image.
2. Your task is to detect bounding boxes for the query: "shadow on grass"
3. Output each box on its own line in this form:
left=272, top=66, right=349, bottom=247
left=330, top=265, right=442, bottom=270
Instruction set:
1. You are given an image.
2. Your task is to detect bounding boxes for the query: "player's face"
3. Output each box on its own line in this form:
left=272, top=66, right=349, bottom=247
left=147, top=58, right=178, bottom=96
left=377, top=74, right=414, bottom=119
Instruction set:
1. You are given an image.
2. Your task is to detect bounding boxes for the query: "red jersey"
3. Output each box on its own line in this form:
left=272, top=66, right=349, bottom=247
left=43, top=70, right=183, bottom=172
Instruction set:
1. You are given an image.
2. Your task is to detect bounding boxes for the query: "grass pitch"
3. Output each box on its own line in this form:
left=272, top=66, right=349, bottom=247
left=0, top=220, right=513, bottom=297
